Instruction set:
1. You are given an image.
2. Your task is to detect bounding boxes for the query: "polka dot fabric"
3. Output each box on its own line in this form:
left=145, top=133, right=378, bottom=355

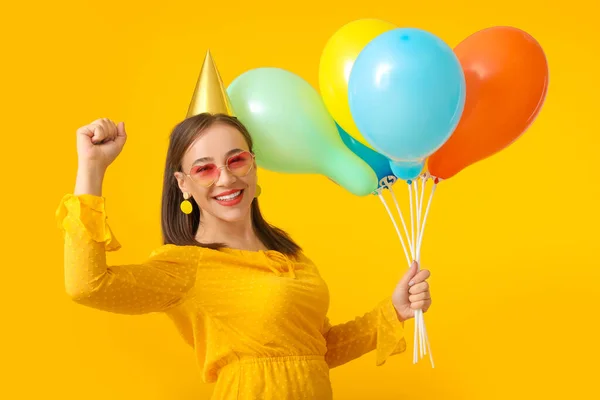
left=56, top=194, right=407, bottom=399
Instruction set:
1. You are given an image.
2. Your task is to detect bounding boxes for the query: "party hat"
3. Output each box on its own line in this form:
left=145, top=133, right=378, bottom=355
left=186, top=50, right=235, bottom=117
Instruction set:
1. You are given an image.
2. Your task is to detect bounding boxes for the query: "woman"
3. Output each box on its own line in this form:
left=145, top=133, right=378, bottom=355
left=56, top=113, right=432, bottom=399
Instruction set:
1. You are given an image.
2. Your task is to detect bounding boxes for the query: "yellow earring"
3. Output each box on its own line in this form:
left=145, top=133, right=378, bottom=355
left=180, top=192, right=193, bottom=214
left=255, top=184, right=262, bottom=198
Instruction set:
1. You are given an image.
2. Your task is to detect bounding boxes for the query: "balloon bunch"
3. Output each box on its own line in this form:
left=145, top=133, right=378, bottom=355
left=227, top=20, right=548, bottom=367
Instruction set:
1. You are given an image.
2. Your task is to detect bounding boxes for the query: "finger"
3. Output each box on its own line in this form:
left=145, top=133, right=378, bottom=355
left=115, top=121, right=127, bottom=146
left=116, top=121, right=127, bottom=138
left=409, top=281, right=429, bottom=295
left=90, top=118, right=105, bottom=125
left=423, top=299, right=432, bottom=312
left=400, top=261, right=419, bottom=287
left=101, top=118, right=117, bottom=141
left=91, top=124, right=108, bottom=144
left=95, top=118, right=115, bottom=142
left=76, top=125, right=94, bottom=139
left=410, top=300, right=428, bottom=310
left=409, top=292, right=431, bottom=303
left=410, top=269, right=431, bottom=286
left=421, top=299, right=431, bottom=312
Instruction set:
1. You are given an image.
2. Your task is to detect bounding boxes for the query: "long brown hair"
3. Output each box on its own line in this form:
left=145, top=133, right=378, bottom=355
left=161, top=113, right=301, bottom=256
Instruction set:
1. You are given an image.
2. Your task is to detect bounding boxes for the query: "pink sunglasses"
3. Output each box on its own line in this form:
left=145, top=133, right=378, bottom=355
left=184, top=151, right=256, bottom=187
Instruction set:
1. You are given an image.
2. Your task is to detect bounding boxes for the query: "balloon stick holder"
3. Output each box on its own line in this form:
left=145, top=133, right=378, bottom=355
left=377, top=172, right=437, bottom=368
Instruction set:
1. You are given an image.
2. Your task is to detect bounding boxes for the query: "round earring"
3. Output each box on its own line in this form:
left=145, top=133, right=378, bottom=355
left=180, top=192, right=193, bottom=214
left=255, top=184, right=262, bottom=198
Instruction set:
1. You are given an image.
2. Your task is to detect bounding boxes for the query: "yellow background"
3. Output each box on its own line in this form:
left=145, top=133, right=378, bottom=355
left=1, top=0, right=598, bottom=399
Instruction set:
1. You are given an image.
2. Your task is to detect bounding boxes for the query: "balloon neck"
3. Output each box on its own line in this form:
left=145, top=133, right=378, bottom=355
left=372, top=174, right=400, bottom=195
left=378, top=175, right=397, bottom=190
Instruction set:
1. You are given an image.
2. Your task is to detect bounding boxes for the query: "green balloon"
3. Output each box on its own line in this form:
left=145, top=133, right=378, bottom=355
left=227, top=68, right=378, bottom=196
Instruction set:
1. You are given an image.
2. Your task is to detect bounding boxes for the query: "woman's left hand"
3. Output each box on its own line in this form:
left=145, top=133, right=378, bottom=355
left=392, top=261, right=432, bottom=322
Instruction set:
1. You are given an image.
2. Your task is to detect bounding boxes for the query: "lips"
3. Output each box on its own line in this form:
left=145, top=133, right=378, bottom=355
left=213, top=189, right=244, bottom=207
left=214, top=189, right=242, bottom=200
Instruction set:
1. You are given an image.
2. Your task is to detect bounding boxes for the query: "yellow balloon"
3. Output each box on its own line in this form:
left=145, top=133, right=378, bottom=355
left=319, top=19, right=397, bottom=149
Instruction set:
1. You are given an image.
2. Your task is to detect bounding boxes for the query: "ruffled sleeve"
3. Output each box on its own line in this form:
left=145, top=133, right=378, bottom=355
left=56, top=194, right=201, bottom=315
left=322, top=296, right=407, bottom=368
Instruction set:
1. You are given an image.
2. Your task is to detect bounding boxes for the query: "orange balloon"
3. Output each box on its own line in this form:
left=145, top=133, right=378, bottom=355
left=427, top=26, right=549, bottom=180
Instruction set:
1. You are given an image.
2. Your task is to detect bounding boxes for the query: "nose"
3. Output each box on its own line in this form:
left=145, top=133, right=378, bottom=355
left=214, top=166, right=237, bottom=187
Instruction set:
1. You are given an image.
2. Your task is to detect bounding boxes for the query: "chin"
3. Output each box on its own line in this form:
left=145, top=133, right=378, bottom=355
left=214, top=208, right=251, bottom=223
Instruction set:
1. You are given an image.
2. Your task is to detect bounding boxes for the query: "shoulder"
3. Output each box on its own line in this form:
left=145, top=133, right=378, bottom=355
left=147, top=243, right=207, bottom=265
left=292, top=251, right=318, bottom=266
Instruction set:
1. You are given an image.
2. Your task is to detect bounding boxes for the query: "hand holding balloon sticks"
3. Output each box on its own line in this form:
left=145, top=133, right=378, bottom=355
left=377, top=174, right=438, bottom=366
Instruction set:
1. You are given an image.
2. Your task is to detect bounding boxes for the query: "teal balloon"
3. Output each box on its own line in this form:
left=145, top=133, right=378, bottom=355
left=336, top=123, right=397, bottom=191
left=389, top=160, right=424, bottom=181
left=227, top=67, right=378, bottom=196
left=348, top=28, right=466, bottom=162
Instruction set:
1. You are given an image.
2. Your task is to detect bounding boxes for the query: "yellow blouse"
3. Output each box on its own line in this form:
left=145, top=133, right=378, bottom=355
left=56, top=194, right=407, bottom=399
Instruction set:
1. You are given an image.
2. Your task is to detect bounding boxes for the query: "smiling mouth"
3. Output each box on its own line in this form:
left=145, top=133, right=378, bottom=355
left=214, top=190, right=243, bottom=201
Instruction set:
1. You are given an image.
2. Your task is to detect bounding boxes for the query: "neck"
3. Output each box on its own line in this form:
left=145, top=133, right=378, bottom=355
left=195, top=211, right=266, bottom=251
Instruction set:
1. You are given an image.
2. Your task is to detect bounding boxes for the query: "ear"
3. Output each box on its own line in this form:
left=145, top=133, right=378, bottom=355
left=173, top=172, right=188, bottom=193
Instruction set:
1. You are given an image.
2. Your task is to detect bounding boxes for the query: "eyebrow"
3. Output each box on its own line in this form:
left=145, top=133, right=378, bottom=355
left=191, top=148, right=246, bottom=166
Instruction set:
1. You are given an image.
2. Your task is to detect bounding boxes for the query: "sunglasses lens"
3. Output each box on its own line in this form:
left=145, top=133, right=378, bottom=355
left=190, top=164, right=218, bottom=186
left=227, top=151, right=254, bottom=176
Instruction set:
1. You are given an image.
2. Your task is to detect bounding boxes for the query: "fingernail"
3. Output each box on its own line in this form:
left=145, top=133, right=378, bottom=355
left=408, top=280, right=414, bottom=286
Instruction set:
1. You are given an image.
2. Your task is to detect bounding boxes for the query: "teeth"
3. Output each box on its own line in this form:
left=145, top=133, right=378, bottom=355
left=216, top=191, right=241, bottom=201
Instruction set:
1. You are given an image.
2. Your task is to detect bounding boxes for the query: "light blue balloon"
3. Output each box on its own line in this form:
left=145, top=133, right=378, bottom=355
left=389, top=160, right=424, bottom=181
left=348, top=28, right=466, bottom=162
left=336, top=123, right=397, bottom=191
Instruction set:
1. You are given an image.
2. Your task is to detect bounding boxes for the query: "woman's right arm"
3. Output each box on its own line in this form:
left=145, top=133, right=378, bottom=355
left=56, top=119, right=200, bottom=315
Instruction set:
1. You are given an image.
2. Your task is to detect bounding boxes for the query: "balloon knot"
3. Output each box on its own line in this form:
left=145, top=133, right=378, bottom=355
left=406, top=180, right=412, bottom=185
left=434, top=178, right=439, bottom=184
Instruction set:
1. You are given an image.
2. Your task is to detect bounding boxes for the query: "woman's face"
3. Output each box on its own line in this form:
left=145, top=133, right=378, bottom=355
left=175, top=123, right=257, bottom=223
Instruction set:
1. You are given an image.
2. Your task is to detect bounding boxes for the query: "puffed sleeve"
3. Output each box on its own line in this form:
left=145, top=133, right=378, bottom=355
left=322, top=297, right=407, bottom=368
left=55, top=194, right=201, bottom=315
